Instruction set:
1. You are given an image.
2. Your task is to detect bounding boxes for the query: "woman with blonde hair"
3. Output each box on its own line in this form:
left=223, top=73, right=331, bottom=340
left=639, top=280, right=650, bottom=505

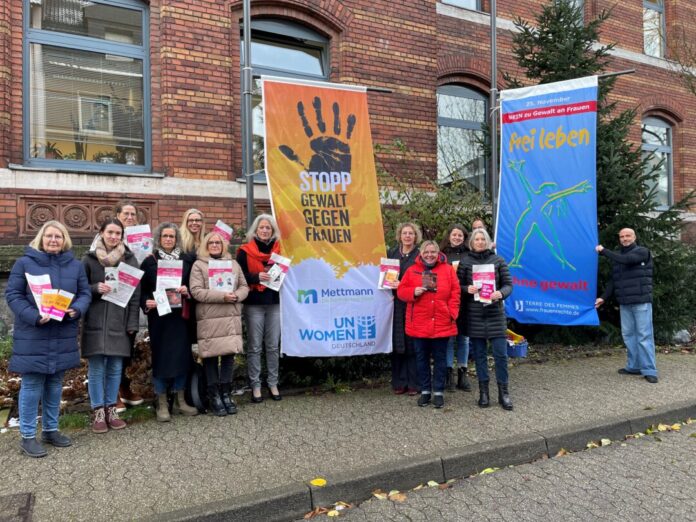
left=191, top=232, right=249, bottom=415
left=388, top=222, right=422, bottom=395
left=6, top=221, right=91, bottom=457
left=180, top=208, right=205, bottom=255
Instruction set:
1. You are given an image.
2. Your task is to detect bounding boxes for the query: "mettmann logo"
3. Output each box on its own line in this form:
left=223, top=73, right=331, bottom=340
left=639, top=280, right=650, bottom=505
left=297, top=288, right=374, bottom=304
left=299, top=316, right=377, bottom=342
left=297, top=289, right=318, bottom=304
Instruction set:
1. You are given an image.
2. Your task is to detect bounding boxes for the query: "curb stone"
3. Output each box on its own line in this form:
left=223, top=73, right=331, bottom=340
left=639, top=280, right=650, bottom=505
left=145, top=402, right=696, bottom=522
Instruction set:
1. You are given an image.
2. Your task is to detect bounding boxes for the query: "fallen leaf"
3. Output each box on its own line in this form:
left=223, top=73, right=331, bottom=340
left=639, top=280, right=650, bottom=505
left=657, top=424, right=669, bottom=432
left=427, top=480, right=440, bottom=487
left=372, top=489, right=388, bottom=500
left=446, top=479, right=457, bottom=484
left=388, top=490, right=400, bottom=497
left=389, top=492, right=408, bottom=502
left=645, top=427, right=655, bottom=435
left=671, top=424, right=681, bottom=431
left=327, top=510, right=339, bottom=517
left=304, top=507, right=330, bottom=519
left=685, top=418, right=694, bottom=425
left=600, top=438, right=612, bottom=447
left=620, top=443, right=627, bottom=447
left=555, top=448, right=568, bottom=457
left=413, top=484, right=424, bottom=491
left=586, top=441, right=599, bottom=449
left=689, top=433, right=696, bottom=439
left=479, top=467, right=499, bottom=475
left=335, top=502, right=352, bottom=509
left=310, top=478, right=327, bottom=487
left=438, top=483, right=452, bottom=490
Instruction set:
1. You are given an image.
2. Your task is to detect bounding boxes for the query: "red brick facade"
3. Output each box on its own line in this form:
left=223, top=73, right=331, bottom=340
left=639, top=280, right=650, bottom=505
left=0, top=0, right=694, bottom=246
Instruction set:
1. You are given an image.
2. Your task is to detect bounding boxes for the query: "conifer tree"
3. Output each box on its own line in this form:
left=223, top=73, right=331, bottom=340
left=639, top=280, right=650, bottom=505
left=503, top=0, right=696, bottom=338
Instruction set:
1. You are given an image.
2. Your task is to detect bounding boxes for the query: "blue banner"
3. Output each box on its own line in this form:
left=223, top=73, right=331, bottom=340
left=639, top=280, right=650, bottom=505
left=496, top=77, right=599, bottom=326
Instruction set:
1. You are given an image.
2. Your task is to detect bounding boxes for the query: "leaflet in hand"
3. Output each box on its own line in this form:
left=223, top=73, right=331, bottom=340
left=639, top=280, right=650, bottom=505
left=208, top=260, right=236, bottom=292
left=41, top=289, right=74, bottom=321
left=472, top=264, right=495, bottom=304
left=156, top=260, right=183, bottom=291
left=421, top=272, right=438, bottom=292
left=378, top=258, right=400, bottom=290
left=125, top=225, right=153, bottom=264
left=153, top=289, right=171, bottom=316
left=104, top=267, right=119, bottom=292
left=102, top=262, right=144, bottom=308
left=261, top=253, right=291, bottom=291
left=25, top=273, right=52, bottom=314
left=212, top=220, right=233, bottom=242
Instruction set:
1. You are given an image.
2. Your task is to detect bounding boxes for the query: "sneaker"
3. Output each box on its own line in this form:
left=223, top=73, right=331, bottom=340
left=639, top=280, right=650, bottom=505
left=433, top=395, right=444, bottom=409
left=114, top=396, right=127, bottom=413
left=417, top=393, right=431, bottom=407
left=120, top=385, right=144, bottom=406
left=644, top=375, right=659, bottom=384
left=618, top=368, right=641, bottom=375
left=106, top=405, right=127, bottom=430
left=20, top=437, right=47, bottom=458
left=41, top=431, right=72, bottom=447
left=92, top=407, right=108, bottom=434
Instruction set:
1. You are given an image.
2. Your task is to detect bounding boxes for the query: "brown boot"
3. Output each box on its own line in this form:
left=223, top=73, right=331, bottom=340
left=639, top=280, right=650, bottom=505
left=119, top=383, right=144, bottom=406
left=156, top=394, right=171, bottom=422
left=91, top=407, right=108, bottom=434
left=106, top=405, right=127, bottom=429
left=172, top=390, right=198, bottom=416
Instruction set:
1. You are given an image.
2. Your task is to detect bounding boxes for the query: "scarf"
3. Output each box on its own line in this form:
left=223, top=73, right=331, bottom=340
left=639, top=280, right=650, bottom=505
left=239, top=238, right=280, bottom=292
left=94, top=239, right=126, bottom=267
left=156, top=247, right=181, bottom=261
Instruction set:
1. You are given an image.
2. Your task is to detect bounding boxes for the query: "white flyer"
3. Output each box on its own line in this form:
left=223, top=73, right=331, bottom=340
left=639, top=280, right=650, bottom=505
left=25, top=273, right=52, bottom=314
left=104, top=267, right=119, bottom=292
left=260, top=253, right=291, bottom=292
left=156, top=260, right=183, bottom=291
left=153, top=289, right=172, bottom=316
left=102, top=262, right=144, bottom=308
left=125, top=225, right=153, bottom=264
left=377, top=258, right=400, bottom=290
left=212, top=220, right=233, bottom=242
left=208, top=259, right=236, bottom=292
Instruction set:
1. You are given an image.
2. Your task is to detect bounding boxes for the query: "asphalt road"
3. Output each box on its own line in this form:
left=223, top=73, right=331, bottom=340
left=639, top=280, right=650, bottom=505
left=333, top=422, right=696, bottom=521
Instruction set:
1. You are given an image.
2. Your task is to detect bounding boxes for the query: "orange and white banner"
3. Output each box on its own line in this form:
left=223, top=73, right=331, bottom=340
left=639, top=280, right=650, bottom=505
left=262, top=77, right=393, bottom=357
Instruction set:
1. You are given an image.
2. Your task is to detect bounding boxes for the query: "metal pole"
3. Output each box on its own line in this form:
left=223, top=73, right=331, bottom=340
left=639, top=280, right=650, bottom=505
left=242, top=0, right=254, bottom=228
left=489, top=0, right=498, bottom=230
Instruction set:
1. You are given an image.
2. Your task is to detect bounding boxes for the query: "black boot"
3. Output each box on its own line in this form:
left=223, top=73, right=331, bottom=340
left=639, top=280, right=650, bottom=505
left=207, top=386, right=227, bottom=417
left=478, top=381, right=490, bottom=408
left=498, top=382, right=513, bottom=411
left=219, top=384, right=238, bottom=415
left=457, top=367, right=472, bottom=392
left=445, top=368, right=455, bottom=392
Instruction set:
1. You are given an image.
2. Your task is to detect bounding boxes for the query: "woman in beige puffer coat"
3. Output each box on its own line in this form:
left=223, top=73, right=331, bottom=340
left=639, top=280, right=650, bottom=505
left=189, top=231, right=249, bottom=416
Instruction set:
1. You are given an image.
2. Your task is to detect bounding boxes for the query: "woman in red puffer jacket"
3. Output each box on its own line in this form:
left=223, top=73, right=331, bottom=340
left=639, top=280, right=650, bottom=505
left=397, top=240, right=460, bottom=409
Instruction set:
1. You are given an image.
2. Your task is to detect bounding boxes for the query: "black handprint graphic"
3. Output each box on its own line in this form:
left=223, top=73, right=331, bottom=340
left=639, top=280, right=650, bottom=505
left=279, top=96, right=357, bottom=172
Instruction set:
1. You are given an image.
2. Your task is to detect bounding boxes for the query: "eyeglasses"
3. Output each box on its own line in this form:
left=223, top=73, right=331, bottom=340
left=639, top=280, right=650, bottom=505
left=187, top=218, right=203, bottom=223
left=161, top=234, right=176, bottom=239
left=207, top=241, right=223, bottom=246
left=43, top=234, right=64, bottom=240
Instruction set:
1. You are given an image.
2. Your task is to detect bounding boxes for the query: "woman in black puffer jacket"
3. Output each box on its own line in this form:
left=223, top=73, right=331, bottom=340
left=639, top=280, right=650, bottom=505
left=457, top=228, right=513, bottom=410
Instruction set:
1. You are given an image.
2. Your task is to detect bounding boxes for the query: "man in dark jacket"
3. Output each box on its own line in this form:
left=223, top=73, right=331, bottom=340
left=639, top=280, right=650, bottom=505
left=595, top=228, right=658, bottom=383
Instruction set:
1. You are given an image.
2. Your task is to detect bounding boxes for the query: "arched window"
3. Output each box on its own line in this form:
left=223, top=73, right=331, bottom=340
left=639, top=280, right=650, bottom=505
left=241, top=20, right=329, bottom=177
left=437, top=85, right=488, bottom=193
left=641, top=116, right=673, bottom=207
left=24, top=0, right=150, bottom=172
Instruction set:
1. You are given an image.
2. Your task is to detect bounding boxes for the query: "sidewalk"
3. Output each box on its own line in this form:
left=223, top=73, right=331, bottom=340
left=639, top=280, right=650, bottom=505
left=1, top=352, right=695, bottom=521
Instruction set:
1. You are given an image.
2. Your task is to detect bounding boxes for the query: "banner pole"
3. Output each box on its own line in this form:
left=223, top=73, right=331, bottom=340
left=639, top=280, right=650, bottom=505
left=242, top=0, right=254, bottom=228
left=489, top=0, right=499, bottom=230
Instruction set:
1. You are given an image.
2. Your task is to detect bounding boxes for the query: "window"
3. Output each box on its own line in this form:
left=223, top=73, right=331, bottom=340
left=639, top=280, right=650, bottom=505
left=241, top=20, right=329, bottom=178
left=437, top=85, right=488, bottom=193
left=643, top=0, right=665, bottom=58
left=569, top=0, right=584, bottom=25
left=642, top=117, right=673, bottom=207
left=440, top=0, right=480, bottom=10
left=24, top=0, right=150, bottom=172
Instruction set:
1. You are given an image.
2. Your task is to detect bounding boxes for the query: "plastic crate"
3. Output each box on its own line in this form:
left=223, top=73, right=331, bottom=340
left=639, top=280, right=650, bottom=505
left=507, top=340, right=528, bottom=358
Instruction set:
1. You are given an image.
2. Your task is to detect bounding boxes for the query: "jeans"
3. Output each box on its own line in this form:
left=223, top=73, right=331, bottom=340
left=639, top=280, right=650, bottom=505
left=202, top=354, right=234, bottom=387
left=18, top=371, right=65, bottom=438
left=620, top=303, right=658, bottom=377
left=413, top=337, right=449, bottom=394
left=470, top=337, right=509, bottom=384
left=87, top=355, right=124, bottom=409
left=446, top=335, right=470, bottom=369
left=245, top=304, right=281, bottom=388
left=152, top=374, right=187, bottom=395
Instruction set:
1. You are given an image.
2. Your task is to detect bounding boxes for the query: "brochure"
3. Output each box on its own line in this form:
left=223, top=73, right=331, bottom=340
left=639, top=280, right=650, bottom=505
left=102, top=262, right=144, bottom=308
left=472, top=264, right=496, bottom=304
left=165, top=289, right=182, bottom=309
left=125, top=225, right=153, bottom=264
left=41, top=289, right=74, bottom=321
left=212, top=220, right=233, bottom=242
left=154, top=289, right=172, bottom=316
left=156, top=260, right=183, bottom=291
left=104, top=267, right=119, bottom=292
left=260, top=253, right=291, bottom=292
left=208, top=259, right=236, bottom=292
left=377, top=258, right=400, bottom=290
left=421, top=271, right=438, bottom=292
left=25, top=273, right=52, bottom=314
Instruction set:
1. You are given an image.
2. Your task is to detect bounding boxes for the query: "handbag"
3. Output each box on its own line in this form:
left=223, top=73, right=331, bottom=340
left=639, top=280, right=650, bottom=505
left=181, top=298, right=190, bottom=320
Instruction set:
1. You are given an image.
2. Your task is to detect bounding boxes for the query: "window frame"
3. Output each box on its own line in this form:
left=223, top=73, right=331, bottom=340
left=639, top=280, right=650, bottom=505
left=643, top=0, right=666, bottom=58
left=436, top=84, right=489, bottom=192
left=439, top=0, right=482, bottom=12
left=240, top=19, right=330, bottom=183
left=641, top=116, right=673, bottom=208
left=22, top=0, right=152, bottom=174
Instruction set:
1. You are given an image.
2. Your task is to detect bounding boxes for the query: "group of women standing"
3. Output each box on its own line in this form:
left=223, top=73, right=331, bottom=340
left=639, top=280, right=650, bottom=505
left=6, top=203, right=284, bottom=457
left=391, top=220, right=513, bottom=411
